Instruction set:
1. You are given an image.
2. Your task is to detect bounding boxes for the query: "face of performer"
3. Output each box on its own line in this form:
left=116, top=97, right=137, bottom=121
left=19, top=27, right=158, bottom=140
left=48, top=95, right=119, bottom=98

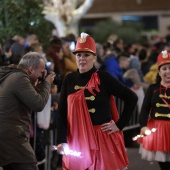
left=75, top=52, right=97, bottom=73
left=159, top=63, right=170, bottom=86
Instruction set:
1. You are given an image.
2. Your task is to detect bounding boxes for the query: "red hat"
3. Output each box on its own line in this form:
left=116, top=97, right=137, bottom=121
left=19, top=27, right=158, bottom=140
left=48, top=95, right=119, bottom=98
left=157, top=50, right=170, bottom=67
left=73, top=33, right=96, bottom=55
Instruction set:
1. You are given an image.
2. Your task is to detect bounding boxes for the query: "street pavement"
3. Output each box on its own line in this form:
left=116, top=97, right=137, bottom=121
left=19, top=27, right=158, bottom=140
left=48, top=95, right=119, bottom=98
left=0, top=128, right=161, bottom=170
left=0, top=147, right=160, bottom=170
left=124, top=127, right=160, bottom=170
left=126, top=146, right=160, bottom=170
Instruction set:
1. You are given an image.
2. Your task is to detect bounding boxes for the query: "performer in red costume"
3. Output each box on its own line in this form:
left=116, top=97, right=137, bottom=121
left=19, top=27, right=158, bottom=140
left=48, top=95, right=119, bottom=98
left=139, top=50, right=170, bottom=170
left=56, top=32, right=138, bottom=170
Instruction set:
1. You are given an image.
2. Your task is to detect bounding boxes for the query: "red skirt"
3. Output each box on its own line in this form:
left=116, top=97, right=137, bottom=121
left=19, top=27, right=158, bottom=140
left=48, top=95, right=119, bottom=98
left=138, top=119, right=170, bottom=152
left=63, top=125, right=128, bottom=170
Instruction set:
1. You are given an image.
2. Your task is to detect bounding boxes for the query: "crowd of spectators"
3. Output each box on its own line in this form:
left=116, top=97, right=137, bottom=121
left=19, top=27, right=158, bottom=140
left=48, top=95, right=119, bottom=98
left=1, top=32, right=170, bottom=170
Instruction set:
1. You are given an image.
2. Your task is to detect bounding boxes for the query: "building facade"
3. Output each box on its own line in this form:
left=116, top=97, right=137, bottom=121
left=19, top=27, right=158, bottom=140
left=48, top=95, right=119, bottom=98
left=84, top=0, right=170, bottom=37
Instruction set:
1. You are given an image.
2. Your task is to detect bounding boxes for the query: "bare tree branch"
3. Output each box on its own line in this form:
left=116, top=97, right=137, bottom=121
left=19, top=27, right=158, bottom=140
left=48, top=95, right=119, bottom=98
left=42, top=0, right=94, bottom=36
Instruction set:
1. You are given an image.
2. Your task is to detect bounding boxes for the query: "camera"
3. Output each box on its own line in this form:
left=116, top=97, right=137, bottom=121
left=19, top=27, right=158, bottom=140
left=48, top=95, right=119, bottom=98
left=38, top=68, right=63, bottom=86
left=51, top=73, right=62, bottom=86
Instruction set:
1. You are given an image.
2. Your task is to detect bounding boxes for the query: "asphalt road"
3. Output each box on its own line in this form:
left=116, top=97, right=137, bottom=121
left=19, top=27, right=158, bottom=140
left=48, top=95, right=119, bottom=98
left=126, top=146, right=160, bottom=170
left=0, top=127, right=161, bottom=170
left=124, top=127, right=160, bottom=170
left=0, top=147, right=160, bottom=170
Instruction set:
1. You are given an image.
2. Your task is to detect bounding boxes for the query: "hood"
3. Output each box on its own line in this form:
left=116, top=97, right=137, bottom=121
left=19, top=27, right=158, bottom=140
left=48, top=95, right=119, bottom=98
left=0, top=66, right=25, bottom=84
left=150, top=63, right=158, bottom=71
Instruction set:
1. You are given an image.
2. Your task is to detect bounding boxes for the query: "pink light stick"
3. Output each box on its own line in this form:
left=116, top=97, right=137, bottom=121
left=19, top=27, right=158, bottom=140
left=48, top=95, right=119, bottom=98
left=52, top=145, right=82, bottom=157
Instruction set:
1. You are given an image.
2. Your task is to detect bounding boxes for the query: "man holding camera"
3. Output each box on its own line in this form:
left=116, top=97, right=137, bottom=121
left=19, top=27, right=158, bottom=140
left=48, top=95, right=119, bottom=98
left=0, top=52, right=55, bottom=170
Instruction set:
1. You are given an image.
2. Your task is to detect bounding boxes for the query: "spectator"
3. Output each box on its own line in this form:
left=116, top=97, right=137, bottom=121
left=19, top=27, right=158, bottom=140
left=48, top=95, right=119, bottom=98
left=2, top=39, right=15, bottom=65
left=0, top=52, right=55, bottom=170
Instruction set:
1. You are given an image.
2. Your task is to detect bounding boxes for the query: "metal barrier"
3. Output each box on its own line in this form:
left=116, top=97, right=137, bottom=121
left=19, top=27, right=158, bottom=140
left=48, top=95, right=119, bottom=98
left=115, top=97, right=140, bottom=131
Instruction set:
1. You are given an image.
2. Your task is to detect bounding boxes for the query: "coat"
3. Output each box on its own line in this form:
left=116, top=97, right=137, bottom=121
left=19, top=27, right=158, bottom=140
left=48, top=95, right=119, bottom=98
left=144, top=63, right=158, bottom=84
left=0, top=66, right=51, bottom=166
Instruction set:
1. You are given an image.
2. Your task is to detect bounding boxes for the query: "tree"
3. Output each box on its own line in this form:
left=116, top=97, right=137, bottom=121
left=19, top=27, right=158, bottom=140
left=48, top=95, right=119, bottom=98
left=0, top=0, right=54, bottom=46
left=90, top=19, right=144, bottom=44
left=42, top=0, right=94, bottom=37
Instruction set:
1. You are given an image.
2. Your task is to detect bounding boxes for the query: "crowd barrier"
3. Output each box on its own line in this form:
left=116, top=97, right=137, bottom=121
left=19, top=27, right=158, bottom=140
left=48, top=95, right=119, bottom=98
left=115, top=97, right=140, bottom=130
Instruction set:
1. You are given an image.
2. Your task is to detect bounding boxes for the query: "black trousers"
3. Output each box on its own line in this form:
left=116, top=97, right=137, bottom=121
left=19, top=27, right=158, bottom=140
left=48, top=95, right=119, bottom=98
left=2, top=163, right=39, bottom=170
left=158, top=162, right=170, bottom=170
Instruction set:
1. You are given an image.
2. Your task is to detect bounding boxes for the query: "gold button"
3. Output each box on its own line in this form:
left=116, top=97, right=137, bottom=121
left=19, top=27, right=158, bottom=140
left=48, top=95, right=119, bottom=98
left=89, top=108, right=95, bottom=113
left=85, top=96, right=95, bottom=101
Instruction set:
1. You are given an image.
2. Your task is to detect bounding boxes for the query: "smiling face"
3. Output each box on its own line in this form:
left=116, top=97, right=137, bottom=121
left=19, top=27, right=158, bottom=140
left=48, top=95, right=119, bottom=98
left=75, top=52, right=96, bottom=73
left=159, top=63, right=170, bottom=86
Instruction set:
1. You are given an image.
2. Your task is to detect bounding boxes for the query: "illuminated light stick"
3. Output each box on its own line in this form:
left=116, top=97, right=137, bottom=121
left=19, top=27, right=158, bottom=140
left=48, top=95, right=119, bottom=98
left=52, top=145, right=82, bottom=157
left=132, top=128, right=157, bottom=141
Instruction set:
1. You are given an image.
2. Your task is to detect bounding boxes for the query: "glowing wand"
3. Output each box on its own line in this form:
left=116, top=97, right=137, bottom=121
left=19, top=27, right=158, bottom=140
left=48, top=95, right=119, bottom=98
left=52, top=145, right=82, bottom=157
left=132, top=128, right=157, bottom=141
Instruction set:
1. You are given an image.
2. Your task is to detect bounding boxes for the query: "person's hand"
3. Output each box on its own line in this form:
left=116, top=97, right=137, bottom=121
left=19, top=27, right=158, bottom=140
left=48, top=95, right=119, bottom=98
left=45, top=71, right=56, bottom=84
left=56, top=143, right=69, bottom=155
left=101, top=120, right=120, bottom=135
left=140, top=126, right=150, bottom=136
left=53, top=101, right=58, bottom=110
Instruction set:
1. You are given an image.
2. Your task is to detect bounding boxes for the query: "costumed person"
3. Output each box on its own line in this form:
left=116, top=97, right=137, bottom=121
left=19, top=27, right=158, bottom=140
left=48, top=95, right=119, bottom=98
left=56, top=33, right=138, bottom=170
left=138, top=50, right=170, bottom=170
left=0, top=52, right=55, bottom=170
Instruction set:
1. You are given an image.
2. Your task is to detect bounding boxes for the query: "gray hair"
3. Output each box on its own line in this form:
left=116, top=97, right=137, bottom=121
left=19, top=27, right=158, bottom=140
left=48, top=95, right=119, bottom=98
left=18, top=52, right=46, bottom=69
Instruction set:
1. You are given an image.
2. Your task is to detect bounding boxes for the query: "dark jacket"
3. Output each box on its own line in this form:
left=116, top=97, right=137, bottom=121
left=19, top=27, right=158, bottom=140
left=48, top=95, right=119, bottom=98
left=0, top=66, right=51, bottom=166
left=57, top=67, right=138, bottom=144
left=104, top=56, right=133, bottom=87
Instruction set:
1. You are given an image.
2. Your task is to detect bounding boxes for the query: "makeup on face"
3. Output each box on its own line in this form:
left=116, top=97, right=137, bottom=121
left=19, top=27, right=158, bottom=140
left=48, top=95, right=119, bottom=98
left=75, top=52, right=96, bottom=73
